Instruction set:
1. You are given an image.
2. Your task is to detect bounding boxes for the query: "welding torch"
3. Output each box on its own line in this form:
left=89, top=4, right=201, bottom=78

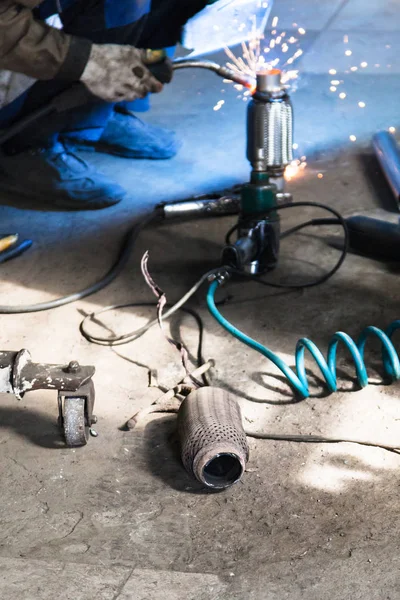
left=143, top=49, right=254, bottom=88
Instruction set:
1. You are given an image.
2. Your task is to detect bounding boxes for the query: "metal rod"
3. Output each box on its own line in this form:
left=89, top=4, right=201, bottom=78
left=160, top=196, right=240, bottom=221
left=373, top=131, right=400, bottom=205
left=172, top=59, right=254, bottom=88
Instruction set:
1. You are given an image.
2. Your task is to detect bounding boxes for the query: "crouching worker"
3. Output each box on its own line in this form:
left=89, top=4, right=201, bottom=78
left=0, top=0, right=212, bottom=209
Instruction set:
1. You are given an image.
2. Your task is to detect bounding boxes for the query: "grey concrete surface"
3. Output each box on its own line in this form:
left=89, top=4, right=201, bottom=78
left=0, top=0, right=400, bottom=598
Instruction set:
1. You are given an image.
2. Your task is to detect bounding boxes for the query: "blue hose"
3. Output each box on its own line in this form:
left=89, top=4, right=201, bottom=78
left=207, top=280, right=400, bottom=398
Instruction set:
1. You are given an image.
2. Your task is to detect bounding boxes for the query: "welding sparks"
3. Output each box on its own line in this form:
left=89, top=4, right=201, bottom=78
left=326, top=32, right=372, bottom=107
left=324, top=35, right=392, bottom=144
left=285, top=157, right=307, bottom=181
left=224, top=13, right=305, bottom=90
left=213, top=100, right=225, bottom=111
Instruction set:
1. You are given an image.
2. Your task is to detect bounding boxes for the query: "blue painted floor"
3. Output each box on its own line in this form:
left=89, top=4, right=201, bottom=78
left=0, top=0, right=398, bottom=302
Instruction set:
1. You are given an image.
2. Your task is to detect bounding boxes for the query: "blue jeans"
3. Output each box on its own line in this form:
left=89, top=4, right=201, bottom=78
left=0, top=0, right=178, bottom=147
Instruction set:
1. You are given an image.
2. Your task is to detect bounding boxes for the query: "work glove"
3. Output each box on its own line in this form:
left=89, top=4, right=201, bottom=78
left=80, top=44, right=163, bottom=103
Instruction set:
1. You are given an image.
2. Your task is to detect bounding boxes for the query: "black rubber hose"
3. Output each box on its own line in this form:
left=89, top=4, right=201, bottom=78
left=0, top=85, right=94, bottom=146
left=0, top=211, right=160, bottom=314
left=0, top=105, right=53, bottom=146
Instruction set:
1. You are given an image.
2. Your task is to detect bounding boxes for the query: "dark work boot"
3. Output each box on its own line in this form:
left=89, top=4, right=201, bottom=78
left=66, top=110, right=181, bottom=160
left=0, top=142, right=126, bottom=210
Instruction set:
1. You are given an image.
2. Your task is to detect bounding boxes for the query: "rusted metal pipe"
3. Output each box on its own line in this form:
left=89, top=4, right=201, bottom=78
left=177, top=387, right=249, bottom=489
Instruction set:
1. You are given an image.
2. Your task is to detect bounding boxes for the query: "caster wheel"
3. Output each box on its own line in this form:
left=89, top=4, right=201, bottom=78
left=63, top=396, right=89, bottom=447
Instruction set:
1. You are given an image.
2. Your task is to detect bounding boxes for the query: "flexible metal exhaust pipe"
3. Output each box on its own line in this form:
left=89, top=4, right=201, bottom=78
left=177, top=387, right=249, bottom=489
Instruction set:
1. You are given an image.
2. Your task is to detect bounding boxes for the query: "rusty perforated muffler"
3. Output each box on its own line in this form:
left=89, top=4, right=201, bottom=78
left=177, top=387, right=249, bottom=489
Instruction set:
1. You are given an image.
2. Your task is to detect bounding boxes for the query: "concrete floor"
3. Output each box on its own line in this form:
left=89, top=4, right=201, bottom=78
left=1, top=0, right=400, bottom=598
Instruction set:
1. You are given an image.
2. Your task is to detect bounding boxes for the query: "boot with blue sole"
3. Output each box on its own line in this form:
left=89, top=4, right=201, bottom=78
left=0, top=142, right=126, bottom=210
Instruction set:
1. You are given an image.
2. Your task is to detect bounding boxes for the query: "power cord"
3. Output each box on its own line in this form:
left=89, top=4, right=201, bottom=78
left=227, top=201, right=349, bottom=289
left=80, top=200, right=348, bottom=346
left=0, top=211, right=159, bottom=314
left=0, top=200, right=346, bottom=319
left=79, top=267, right=224, bottom=345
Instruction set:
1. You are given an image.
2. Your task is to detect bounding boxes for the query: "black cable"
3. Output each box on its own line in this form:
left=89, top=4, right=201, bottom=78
left=181, top=306, right=209, bottom=385
left=279, top=217, right=341, bottom=240
left=82, top=302, right=206, bottom=359
left=0, top=105, right=53, bottom=146
left=0, top=201, right=347, bottom=313
left=225, top=223, right=238, bottom=245
left=0, top=210, right=160, bottom=314
left=0, top=85, right=95, bottom=147
left=228, top=202, right=349, bottom=289
left=81, top=300, right=209, bottom=384
left=81, top=201, right=348, bottom=347
left=226, top=215, right=343, bottom=246
left=79, top=266, right=222, bottom=345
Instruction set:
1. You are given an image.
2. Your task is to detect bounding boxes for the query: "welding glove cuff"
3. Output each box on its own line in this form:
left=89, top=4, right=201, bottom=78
left=80, top=44, right=163, bottom=103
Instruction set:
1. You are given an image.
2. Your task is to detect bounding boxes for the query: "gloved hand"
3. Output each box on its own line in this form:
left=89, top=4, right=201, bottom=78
left=81, top=44, right=163, bottom=103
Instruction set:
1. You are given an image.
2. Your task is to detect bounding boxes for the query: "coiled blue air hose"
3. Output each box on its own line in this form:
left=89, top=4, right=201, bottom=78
left=207, top=279, right=400, bottom=398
